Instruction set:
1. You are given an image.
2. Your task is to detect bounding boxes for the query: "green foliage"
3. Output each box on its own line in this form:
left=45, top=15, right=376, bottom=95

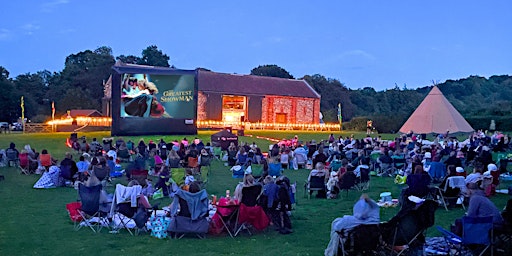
left=250, top=64, right=294, bottom=79
left=140, top=45, right=170, bottom=67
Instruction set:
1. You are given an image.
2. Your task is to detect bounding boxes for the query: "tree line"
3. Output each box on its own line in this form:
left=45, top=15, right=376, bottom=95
left=1, top=46, right=510, bottom=132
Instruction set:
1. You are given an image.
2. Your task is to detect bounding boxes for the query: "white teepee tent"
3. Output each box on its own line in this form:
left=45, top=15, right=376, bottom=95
left=399, top=86, right=473, bottom=134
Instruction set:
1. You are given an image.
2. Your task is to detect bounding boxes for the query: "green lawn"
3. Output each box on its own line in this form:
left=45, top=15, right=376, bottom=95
left=0, top=131, right=509, bottom=255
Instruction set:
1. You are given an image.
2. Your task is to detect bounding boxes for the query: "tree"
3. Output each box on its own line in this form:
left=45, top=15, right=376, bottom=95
left=139, top=45, right=170, bottom=67
left=250, top=64, right=294, bottom=79
left=55, top=46, right=115, bottom=111
left=116, top=55, right=142, bottom=64
left=0, top=66, right=20, bottom=122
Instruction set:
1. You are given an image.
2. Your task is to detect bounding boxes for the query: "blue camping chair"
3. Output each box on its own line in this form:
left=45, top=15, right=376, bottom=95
left=268, top=163, right=282, bottom=177
left=437, top=216, right=494, bottom=256
left=428, top=162, right=445, bottom=182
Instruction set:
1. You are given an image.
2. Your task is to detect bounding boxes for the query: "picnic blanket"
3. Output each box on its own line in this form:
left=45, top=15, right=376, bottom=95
left=33, top=166, right=60, bottom=189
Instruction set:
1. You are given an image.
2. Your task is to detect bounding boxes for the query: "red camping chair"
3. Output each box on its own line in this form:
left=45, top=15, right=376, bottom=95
left=66, top=202, right=83, bottom=231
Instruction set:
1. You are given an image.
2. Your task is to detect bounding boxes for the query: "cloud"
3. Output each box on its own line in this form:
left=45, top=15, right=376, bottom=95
left=41, top=0, right=69, bottom=12
left=0, top=29, right=12, bottom=41
left=340, top=50, right=376, bottom=61
left=20, top=24, right=41, bottom=35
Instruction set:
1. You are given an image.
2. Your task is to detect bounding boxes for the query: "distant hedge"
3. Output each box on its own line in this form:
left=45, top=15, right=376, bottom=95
left=466, top=116, right=512, bottom=131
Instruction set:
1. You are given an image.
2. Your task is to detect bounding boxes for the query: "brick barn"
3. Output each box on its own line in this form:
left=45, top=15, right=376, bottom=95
left=196, top=70, right=321, bottom=125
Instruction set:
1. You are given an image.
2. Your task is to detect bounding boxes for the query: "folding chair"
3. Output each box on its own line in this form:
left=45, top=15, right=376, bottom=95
left=77, top=184, right=110, bottom=233
left=167, top=189, right=210, bottom=239
left=5, top=148, right=19, bottom=167
left=392, top=157, right=406, bottom=175
left=354, top=167, right=370, bottom=191
left=234, top=184, right=269, bottom=236
left=437, top=216, right=494, bottom=256
left=19, top=153, right=30, bottom=175
left=295, top=153, right=307, bottom=169
left=338, top=172, right=357, bottom=198
left=215, top=198, right=240, bottom=238
left=337, top=224, right=383, bottom=256
left=110, top=183, right=145, bottom=235
left=268, top=163, right=282, bottom=177
left=66, top=201, right=83, bottom=231
left=369, top=152, right=382, bottom=172
left=381, top=199, right=438, bottom=255
left=434, top=176, right=466, bottom=211
left=130, top=170, right=148, bottom=187
left=304, top=175, right=326, bottom=199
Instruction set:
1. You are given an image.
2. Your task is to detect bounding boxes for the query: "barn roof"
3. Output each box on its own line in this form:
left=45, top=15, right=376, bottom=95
left=197, top=70, right=320, bottom=98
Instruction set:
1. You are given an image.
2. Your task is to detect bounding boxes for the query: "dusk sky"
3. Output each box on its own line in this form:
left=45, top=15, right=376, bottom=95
left=1, top=0, right=510, bottom=90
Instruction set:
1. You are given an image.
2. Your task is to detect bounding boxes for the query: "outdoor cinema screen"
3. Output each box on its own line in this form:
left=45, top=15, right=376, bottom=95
left=121, top=74, right=195, bottom=119
left=111, top=65, right=197, bottom=136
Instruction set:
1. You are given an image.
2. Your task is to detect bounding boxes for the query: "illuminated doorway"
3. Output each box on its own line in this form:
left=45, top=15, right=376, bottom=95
left=222, top=95, right=247, bottom=122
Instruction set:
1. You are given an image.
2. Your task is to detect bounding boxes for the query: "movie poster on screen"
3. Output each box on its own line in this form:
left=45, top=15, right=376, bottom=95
left=120, top=74, right=195, bottom=119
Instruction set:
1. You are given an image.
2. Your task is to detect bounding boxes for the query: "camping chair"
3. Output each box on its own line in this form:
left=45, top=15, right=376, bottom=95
left=304, top=175, right=326, bottom=199
left=370, top=152, right=382, bottom=172
left=66, top=201, right=83, bottom=231
left=130, top=170, right=148, bottom=187
left=117, top=148, right=131, bottom=162
left=354, top=167, right=370, bottom=191
left=213, top=147, right=223, bottom=161
left=167, top=189, right=209, bottom=239
left=428, top=162, right=445, bottom=183
left=437, top=216, right=494, bottom=256
left=199, top=154, right=213, bottom=173
left=329, top=159, right=342, bottom=172
left=110, top=183, right=145, bottom=235
left=280, top=153, right=290, bottom=170
left=381, top=199, right=438, bottom=255
left=5, top=148, right=19, bottom=167
left=337, top=224, right=383, bottom=256
left=187, top=156, right=200, bottom=174
left=268, top=163, right=282, bottom=177
left=77, top=183, right=110, bottom=233
left=234, top=184, right=269, bottom=236
left=338, top=172, right=357, bottom=198
left=216, top=201, right=240, bottom=238
left=19, top=153, right=30, bottom=175
left=295, top=153, right=307, bottom=169
left=434, top=176, right=466, bottom=211
left=392, top=157, right=407, bottom=175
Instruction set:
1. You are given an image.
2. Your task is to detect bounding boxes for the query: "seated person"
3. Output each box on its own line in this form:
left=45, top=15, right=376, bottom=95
left=465, top=163, right=484, bottom=184
left=60, top=152, right=78, bottom=182
left=353, top=157, right=370, bottom=178
left=438, top=165, right=461, bottom=207
left=38, top=149, right=56, bottom=169
left=400, top=165, right=432, bottom=204
left=19, top=149, right=38, bottom=172
left=377, top=150, right=393, bottom=176
left=76, top=155, right=90, bottom=181
left=234, top=174, right=258, bottom=203
left=484, top=163, right=500, bottom=196
left=324, top=194, right=380, bottom=256
left=308, top=162, right=328, bottom=198
left=168, top=181, right=205, bottom=218
left=337, top=165, right=357, bottom=191
left=453, top=181, right=505, bottom=236
left=184, top=168, right=195, bottom=186
left=261, top=176, right=293, bottom=234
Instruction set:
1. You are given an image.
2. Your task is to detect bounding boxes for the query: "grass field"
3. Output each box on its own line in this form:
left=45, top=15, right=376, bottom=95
left=0, top=131, right=509, bottom=256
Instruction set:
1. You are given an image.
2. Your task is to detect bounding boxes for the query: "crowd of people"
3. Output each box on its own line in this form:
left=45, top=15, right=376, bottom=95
left=3, top=129, right=512, bottom=251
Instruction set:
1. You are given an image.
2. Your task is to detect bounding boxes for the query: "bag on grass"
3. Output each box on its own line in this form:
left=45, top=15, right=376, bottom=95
left=150, top=215, right=170, bottom=239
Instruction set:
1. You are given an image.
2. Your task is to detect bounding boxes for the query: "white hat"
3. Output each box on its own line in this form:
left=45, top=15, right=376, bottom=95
left=424, top=152, right=432, bottom=158
left=456, top=167, right=465, bottom=173
left=487, top=163, right=498, bottom=172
